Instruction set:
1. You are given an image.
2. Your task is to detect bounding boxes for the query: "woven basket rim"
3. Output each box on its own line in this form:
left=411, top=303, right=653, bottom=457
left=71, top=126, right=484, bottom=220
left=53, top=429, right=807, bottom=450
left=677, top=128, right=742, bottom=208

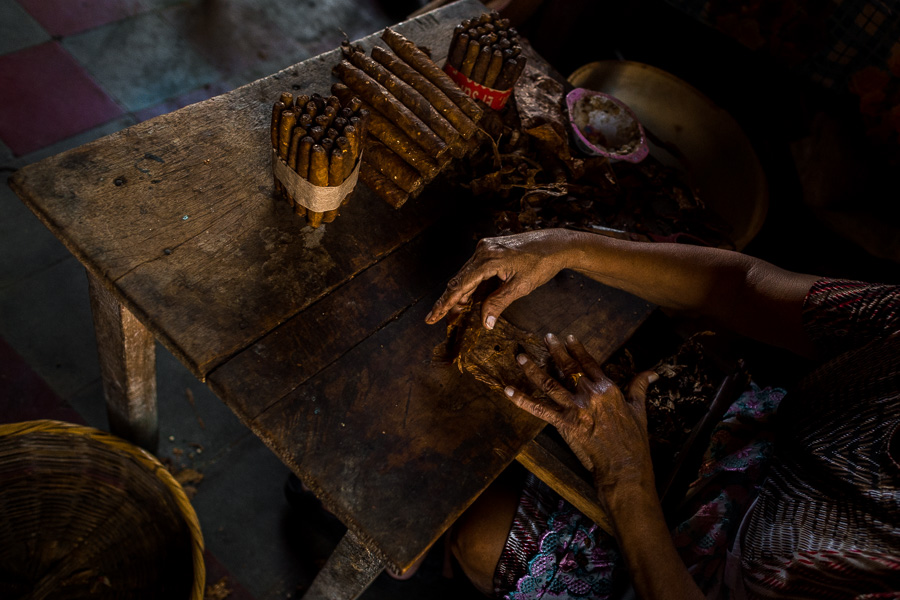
left=0, top=419, right=205, bottom=600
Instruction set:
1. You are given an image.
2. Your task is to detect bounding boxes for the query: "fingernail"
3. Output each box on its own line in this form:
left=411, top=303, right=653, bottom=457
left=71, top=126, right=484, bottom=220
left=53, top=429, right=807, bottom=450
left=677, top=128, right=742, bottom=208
left=504, top=386, right=515, bottom=397
left=649, top=372, right=659, bottom=384
left=517, top=354, right=527, bottom=365
left=485, top=315, right=496, bottom=329
left=425, top=310, right=433, bottom=322
left=545, top=332, right=556, bottom=342
left=566, top=334, right=576, bottom=343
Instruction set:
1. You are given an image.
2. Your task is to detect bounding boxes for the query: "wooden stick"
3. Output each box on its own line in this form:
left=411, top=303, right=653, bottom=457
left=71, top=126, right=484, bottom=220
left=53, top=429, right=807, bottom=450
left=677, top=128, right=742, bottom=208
left=380, top=27, right=482, bottom=122
left=333, top=60, right=448, bottom=159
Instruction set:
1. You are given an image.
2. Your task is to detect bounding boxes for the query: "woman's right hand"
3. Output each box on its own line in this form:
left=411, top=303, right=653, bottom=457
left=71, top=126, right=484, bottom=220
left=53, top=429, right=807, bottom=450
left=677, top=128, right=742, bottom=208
left=424, top=229, right=581, bottom=329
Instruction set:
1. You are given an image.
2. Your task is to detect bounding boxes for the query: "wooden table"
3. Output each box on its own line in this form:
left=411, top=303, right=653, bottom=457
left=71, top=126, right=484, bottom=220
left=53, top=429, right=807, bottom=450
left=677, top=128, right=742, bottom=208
left=9, top=1, right=652, bottom=597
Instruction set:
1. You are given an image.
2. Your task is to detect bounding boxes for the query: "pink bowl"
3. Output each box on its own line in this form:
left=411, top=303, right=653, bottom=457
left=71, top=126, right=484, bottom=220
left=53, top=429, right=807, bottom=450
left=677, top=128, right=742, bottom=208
left=566, top=88, right=649, bottom=163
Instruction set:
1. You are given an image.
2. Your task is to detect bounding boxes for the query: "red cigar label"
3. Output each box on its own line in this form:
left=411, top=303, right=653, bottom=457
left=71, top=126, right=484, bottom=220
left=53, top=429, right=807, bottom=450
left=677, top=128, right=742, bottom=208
left=443, top=63, right=512, bottom=110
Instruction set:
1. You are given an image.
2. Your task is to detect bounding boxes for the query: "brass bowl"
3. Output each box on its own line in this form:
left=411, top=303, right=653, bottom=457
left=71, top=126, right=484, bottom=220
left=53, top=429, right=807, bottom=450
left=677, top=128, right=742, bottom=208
left=568, top=60, right=768, bottom=251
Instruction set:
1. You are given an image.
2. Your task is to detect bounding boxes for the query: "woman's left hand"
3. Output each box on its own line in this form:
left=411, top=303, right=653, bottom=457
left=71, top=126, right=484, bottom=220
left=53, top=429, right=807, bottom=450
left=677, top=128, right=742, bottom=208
left=505, top=333, right=658, bottom=501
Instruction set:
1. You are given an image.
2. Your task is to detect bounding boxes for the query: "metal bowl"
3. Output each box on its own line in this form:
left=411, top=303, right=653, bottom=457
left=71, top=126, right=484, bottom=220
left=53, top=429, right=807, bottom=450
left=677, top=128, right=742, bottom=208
left=568, top=60, right=768, bottom=251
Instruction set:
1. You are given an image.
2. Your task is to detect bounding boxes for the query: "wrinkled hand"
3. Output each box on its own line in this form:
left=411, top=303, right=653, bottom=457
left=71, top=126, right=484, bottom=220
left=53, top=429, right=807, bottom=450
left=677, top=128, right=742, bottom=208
left=425, top=229, right=579, bottom=329
left=506, top=333, right=658, bottom=499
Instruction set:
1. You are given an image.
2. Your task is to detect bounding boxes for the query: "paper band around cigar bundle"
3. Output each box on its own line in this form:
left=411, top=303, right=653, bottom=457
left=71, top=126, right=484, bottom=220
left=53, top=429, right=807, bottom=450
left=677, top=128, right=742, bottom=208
left=443, top=63, right=512, bottom=110
left=272, top=149, right=361, bottom=212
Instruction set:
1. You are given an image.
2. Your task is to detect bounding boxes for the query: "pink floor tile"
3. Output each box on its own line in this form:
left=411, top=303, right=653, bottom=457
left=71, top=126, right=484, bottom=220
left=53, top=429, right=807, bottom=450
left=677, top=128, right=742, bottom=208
left=0, top=42, right=124, bottom=156
left=17, top=0, right=145, bottom=37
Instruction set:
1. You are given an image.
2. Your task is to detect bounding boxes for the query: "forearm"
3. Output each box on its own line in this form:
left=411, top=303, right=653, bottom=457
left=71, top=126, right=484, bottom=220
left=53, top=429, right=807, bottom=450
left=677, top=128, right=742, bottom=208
left=559, top=231, right=818, bottom=354
left=604, top=482, right=704, bottom=600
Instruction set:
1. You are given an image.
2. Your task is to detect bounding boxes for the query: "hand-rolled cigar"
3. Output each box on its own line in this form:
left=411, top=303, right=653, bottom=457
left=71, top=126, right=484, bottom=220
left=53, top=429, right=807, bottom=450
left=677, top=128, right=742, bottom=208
left=332, top=116, right=348, bottom=132
left=321, top=105, right=337, bottom=128
left=342, top=126, right=358, bottom=167
left=460, top=39, right=480, bottom=78
left=280, top=92, right=293, bottom=108
left=339, top=107, right=353, bottom=120
left=320, top=137, right=334, bottom=152
left=311, top=93, right=326, bottom=112
left=309, top=125, right=325, bottom=142
left=471, top=44, right=492, bottom=83
left=315, top=114, right=332, bottom=130
left=327, top=95, right=341, bottom=110
left=326, top=127, right=340, bottom=140
left=333, top=60, right=448, bottom=159
left=448, top=28, right=468, bottom=69
left=304, top=100, right=318, bottom=119
left=370, top=46, right=478, bottom=140
left=299, top=113, right=313, bottom=129
left=483, top=49, right=504, bottom=88
left=498, top=38, right=511, bottom=50
left=364, top=138, right=423, bottom=194
left=497, top=18, right=510, bottom=28
left=336, top=136, right=354, bottom=180
left=296, top=136, right=313, bottom=179
left=307, top=145, right=328, bottom=228
left=322, top=147, right=346, bottom=223
left=381, top=27, right=482, bottom=122
left=360, top=162, right=408, bottom=209
left=480, top=32, right=498, bottom=46
left=495, top=55, right=527, bottom=90
left=277, top=109, right=297, bottom=160
left=294, top=94, right=310, bottom=110
left=288, top=128, right=305, bottom=167
left=271, top=101, right=286, bottom=150
left=343, top=47, right=460, bottom=147
left=478, top=12, right=492, bottom=24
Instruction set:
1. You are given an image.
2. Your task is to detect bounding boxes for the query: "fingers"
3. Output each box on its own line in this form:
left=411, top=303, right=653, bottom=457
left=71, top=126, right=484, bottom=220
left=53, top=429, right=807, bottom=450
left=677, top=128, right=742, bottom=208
left=564, top=335, right=607, bottom=382
left=479, top=276, right=529, bottom=330
left=425, top=258, right=493, bottom=325
left=543, top=333, right=580, bottom=381
left=626, top=370, right=659, bottom=405
left=517, top=354, right=572, bottom=406
left=503, top=385, right=563, bottom=426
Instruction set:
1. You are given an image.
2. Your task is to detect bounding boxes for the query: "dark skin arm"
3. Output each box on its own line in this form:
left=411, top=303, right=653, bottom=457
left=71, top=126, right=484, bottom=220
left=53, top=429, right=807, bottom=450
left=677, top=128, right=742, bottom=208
left=508, top=333, right=703, bottom=600
left=425, top=228, right=819, bottom=357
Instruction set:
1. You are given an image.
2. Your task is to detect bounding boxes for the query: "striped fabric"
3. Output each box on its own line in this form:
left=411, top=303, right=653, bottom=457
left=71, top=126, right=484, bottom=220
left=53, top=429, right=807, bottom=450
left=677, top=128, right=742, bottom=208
left=740, top=279, right=900, bottom=598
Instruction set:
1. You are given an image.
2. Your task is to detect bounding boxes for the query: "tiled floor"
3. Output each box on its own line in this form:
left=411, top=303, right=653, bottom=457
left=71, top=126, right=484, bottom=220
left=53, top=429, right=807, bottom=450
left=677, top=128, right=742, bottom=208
left=3, top=0, right=900, bottom=599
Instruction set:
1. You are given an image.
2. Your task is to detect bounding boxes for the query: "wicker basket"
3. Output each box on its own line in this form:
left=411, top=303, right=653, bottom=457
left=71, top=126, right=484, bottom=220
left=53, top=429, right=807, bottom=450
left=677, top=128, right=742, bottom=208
left=0, top=420, right=205, bottom=600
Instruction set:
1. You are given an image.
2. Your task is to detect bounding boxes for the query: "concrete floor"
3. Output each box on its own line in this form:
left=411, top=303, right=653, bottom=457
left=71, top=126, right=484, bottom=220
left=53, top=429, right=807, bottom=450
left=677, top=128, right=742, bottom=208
left=3, top=0, right=900, bottom=599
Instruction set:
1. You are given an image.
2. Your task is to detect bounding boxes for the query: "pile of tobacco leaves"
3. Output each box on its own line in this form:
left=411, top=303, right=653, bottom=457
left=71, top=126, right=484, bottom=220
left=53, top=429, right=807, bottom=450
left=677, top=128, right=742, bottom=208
left=445, top=63, right=734, bottom=247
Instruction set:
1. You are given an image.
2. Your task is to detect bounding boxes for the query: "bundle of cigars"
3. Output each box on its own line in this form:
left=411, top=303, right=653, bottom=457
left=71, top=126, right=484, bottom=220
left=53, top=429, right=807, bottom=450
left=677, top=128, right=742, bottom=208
left=270, top=90, right=370, bottom=228
left=331, top=27, right=484, bottom=209
left=443, top=11, right=526, bottom=109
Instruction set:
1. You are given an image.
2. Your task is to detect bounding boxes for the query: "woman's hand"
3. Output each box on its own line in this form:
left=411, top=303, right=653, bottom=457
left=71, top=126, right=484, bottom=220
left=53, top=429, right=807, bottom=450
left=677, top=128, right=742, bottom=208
left=424, top=229, right=582, bottom=329
left=505, top=333, right=658, bottom=502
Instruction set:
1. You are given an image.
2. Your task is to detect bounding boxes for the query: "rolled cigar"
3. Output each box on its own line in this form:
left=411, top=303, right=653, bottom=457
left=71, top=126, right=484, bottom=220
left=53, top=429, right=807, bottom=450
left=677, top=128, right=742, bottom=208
left=369, top=47, right=478, bottom=140
left=480, top=32, right=498, bottom=46
left=381, top=27, right=482, bottom=122
left=336, top=136, right=353, bottom=180
left=333, top=116, right=348, bottom=131
left=280, top=92, right=293, bottom=108
left=460, top=39, right=480, bottom=78
left=474, top=26, right=487, bottom=37
left=448, top=28, right=468, bottom=69
left=305, top=100, right=318, bottom=119
left=277, top=110, right=297, bottom=160
left=271, top=101, right=286, bottom=149
left=478, top=12, right=492, bottom=24
left=288, top=128, right=305, bottom=168
left=299, top=113, right=313, bottom=129
left=497, top=18, right=510, bottom=28
left=321, top=147, right=346, bottom=223
left=508, top=45, right=521, bottom=58
left=320, top=137, right=334, bottom=152
left=471, top=44, right=492, bottom=83
left=294, top=94, right=310, bottom=110
left=307, top=145, right=328, bottom=228
left=496, top=55, right=527, bottom=91
left=363, top=138, right=423, bottom=194
left=323, top=105, right=337, bottom=127
left=355, top=107, right=370, bottom=137
left=347, top=96, right=363, bottom=113
left=508, top=27, right=518, bottom=38
left=311, top=93, right=326, bottom=112
left=339, top=107, right=353, bottom=119
left=360, top=162, right=408, bottom=208
left=483, top=49, right=504, bottom=88
left=333, top=60, right=448, bottom=159
left=296, top=136, right=313, bottom=179
left=327, top=95, right=341, bottom=110
left=342, top=126, right=359, bottom=166
left=326, top=127, right=340, bottom=140
left=498, top=38, right=511, bottom=50
left=315, top=114, right=331, bottom=130
left=309, top=125, right=325, bottom=142
left=343, top=47, right=460, bottom=147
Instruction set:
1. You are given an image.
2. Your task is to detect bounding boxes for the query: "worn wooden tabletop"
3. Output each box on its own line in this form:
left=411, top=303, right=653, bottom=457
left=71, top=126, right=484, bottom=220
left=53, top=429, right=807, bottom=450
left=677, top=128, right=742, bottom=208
left=10, top=0, right=652, bottom=575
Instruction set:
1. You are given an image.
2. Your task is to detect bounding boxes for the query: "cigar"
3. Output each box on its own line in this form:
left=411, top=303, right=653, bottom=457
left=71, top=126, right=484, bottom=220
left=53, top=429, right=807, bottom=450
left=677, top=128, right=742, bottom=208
left=307, top=145, right=328, bottom=228
left=369, top=47, right=477, bottom=140
left=360, top=162, right=408, bottom=208
left=326, top=127, right=340, bottom=140
left=280, top=92, right=293, bottom=108
left=471, top=44, right=492, bottom=83
left=288, top=128, right=305, bottom=169
left=363, top=138, right=423, bottom=195
left=318, top=105, right=336, bottom=129
left=483, top=49, right=504, bottom=88
left=311, top=93, right=326, bottom=112
left=343, top=46, right=460, bottom=148
left=381, top=27, right=482, bottom=122
left=327, top=95, right=341, bottom=110
left=333, top=60, right=448, bottom=159
left=320, top=137, right=334, bottom=152
left=342, top=126, right=359, bottom=169
left=296, top=136, right=313, bottom=180
left=271, top=101, right=286, bottom=150
left=294, top=94, right=310, bottom=110
left=277, top=110, right=296, bottom=161
left=448, top=27, right=468, bottom=69
left=460, top=39, right=480, bottom=78
left=322, top=147, right=346, bottom=223
left=333, top=116, right=348, bottom=131
left=299, top=113, right=313, bottom=129
left=336, top=136, right=353, bottom=180
left=309, top=125, right=325, bottom=142
left=495, top=55, right=527, bottom=91
left=305, top=100, right=318, bottom=119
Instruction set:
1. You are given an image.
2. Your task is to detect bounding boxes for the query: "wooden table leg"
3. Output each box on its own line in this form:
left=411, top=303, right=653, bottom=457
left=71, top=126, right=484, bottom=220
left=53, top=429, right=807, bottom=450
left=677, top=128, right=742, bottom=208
left=86, top=272, right=159, bottom=453
left=302, top=530, right=385, bottom=600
